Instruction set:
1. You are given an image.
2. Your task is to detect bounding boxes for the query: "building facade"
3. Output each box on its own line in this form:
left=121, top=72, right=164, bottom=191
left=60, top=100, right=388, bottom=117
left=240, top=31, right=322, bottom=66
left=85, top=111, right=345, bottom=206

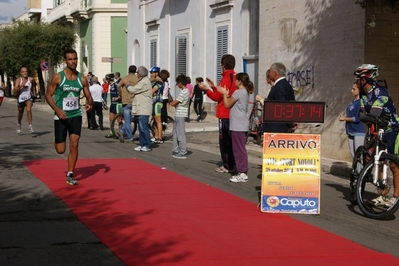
left=47, top=0, right=128, bottom=79
left=127, top=0, right=259, bottom=103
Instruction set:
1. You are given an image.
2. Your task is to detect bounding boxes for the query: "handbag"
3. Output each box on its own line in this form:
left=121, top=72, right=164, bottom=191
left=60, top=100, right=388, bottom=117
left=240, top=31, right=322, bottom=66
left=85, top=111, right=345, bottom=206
left=168, top=91, right=173, bottom=103
left=102, top=99, right=109, bottom=110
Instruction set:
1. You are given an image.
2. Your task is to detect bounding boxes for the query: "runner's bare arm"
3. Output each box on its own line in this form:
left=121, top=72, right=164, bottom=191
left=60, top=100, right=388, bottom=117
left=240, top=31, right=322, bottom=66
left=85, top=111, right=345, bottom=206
left=45, top=73, right=67, bottom=119
left=13, top=78, right=22, bottom=94
left=81, top=75, right=93, bottom=111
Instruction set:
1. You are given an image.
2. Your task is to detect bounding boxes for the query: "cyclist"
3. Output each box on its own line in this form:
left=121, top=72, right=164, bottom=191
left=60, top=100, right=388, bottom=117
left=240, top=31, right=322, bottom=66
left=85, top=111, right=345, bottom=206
left=354, top=64, right=399, bottom=207
left=149, top=66, right=164, bottom=144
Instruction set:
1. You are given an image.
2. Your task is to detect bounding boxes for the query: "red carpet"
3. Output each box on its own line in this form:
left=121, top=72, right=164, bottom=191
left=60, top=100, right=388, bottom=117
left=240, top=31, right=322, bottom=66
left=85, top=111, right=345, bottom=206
left=24, top=158, right=398, bottom=265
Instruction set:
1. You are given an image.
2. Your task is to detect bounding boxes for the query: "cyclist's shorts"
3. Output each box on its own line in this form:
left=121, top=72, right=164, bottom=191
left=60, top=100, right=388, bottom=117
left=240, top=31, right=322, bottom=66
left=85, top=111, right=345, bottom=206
left=152, top=102, right=163, bottom=116
left=381, top=131, right=399, bottom=155
left=54, top=116, right=82, bottom=143
left=109, top=104, right=117, bottom=114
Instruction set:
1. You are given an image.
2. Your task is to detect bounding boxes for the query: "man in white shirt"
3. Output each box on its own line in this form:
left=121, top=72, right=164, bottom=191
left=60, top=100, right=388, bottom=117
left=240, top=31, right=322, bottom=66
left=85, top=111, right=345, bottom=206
left=89, top=76, right=104, bottom=130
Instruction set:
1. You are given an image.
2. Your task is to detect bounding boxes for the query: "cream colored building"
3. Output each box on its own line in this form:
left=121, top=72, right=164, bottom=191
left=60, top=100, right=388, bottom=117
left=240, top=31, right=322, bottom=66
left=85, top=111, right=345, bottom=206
left=47, top=0, right=128, bottom=79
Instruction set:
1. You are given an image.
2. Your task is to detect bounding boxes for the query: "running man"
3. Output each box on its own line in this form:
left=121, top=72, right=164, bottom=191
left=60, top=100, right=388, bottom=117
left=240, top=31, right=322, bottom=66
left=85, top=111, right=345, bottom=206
left=14, top=67, right=36, bottom=134
left=45, top=48, right=93, bottom=185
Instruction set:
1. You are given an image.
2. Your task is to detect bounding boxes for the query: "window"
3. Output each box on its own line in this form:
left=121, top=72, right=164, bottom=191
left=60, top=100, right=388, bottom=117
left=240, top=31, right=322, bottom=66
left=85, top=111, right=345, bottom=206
left=216, top=26, right=228, bottom=85
left=150, top=39, right=157, bottom=68
left=175, top=35, right=187, bottom=78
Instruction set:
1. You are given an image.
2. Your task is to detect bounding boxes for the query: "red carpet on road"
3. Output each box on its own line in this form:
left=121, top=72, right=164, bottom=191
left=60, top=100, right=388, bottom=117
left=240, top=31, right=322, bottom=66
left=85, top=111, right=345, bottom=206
left=24, top=158, right=398, bottom=265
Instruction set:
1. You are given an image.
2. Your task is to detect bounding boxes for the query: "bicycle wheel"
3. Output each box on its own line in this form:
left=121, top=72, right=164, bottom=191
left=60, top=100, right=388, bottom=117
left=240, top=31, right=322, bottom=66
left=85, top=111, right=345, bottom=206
left=247, top=108, right=262, bottom=145
left=356, top=152, right=399, bottom=219
left=111, top=113, right=123, bottom=138
left=162, top=116, right=174, bottom=141
left=349, top=145, right=366, bottom=204
left=111, top=113, right=137, bottom=139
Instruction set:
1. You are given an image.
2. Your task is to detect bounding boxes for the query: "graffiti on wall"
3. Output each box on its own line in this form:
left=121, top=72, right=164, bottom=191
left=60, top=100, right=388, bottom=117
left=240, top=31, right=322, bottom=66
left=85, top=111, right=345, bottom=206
left=287, top=66, right=315, bottom=94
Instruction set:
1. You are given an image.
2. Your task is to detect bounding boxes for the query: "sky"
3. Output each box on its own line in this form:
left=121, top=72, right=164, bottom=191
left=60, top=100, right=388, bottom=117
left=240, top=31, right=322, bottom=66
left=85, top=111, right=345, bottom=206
left=0, top=0, right=27, bottom=24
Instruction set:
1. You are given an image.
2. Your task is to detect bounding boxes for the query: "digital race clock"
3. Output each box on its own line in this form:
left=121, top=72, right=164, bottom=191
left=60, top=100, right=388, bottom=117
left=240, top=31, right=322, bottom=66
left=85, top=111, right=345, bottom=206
left=262, top=101, right=325, bottom=123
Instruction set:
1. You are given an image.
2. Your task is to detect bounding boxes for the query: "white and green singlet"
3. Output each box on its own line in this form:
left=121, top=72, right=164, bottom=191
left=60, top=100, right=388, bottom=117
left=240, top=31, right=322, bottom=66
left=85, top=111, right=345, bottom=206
left=54, top=71, right=83, bottom=119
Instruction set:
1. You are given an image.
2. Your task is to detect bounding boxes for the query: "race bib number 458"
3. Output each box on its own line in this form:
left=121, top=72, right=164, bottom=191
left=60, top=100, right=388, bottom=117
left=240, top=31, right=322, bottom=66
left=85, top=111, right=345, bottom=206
left=63, top=97, right=79, bottom=111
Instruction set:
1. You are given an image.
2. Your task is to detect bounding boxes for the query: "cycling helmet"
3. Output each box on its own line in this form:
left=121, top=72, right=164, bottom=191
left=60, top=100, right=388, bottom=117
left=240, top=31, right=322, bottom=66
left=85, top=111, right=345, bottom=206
left=150, top=66, right=160, bottom=73
left=353, top=64, right=380, bottom=80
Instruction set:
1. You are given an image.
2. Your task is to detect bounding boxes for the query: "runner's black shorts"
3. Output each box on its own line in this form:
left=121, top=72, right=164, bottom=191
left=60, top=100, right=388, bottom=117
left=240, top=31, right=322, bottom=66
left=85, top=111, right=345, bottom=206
left=54, top=116, right=82, bottom=143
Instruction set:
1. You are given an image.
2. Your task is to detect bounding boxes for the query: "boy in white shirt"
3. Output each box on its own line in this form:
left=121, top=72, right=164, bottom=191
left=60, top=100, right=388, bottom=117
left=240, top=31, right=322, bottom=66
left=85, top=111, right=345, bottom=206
left=170, top=74, right=190, bottom=159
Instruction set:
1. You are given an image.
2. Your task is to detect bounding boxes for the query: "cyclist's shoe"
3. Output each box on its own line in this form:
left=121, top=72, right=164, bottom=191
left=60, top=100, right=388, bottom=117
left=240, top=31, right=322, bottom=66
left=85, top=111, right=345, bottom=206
left=28, top=125, right=34, bottom=134
left=151, top=137, right=156, bottom=142
left=370, top=195, right=389, bottom=206
left=66, top=173, right=78, bottom=186
left=230, top=173, right=249, bottom=183
left=105, top=133, right=114, bottom=138
left=384, top=197, right=398, bottom=208
left=17, top=124, right=21, bottom=134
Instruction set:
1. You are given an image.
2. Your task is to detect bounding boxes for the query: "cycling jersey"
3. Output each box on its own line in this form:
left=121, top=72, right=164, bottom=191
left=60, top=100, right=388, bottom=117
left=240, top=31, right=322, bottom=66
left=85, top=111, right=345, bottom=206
left=360, top=82, right=399, bottom=130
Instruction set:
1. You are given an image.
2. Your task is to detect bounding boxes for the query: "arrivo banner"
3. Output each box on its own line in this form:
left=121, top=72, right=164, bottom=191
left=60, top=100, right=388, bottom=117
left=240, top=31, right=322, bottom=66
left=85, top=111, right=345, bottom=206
left=260, top=133, right=321, bottom=214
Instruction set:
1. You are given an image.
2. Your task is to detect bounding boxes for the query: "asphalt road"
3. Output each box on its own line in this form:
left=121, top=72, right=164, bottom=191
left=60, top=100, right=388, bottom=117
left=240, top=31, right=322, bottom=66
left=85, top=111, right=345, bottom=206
left=0, top=98, right=398, bottom=265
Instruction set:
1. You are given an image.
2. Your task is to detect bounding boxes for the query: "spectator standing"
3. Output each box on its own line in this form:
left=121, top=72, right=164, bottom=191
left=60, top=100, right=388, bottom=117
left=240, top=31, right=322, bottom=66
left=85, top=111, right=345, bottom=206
left=102, top=77, right=110, bottom=104
left=217, top=73, right=254, bottom=182
left=87, top=72, right=93, bottom=86
left=114, top=72, right=121, bottom=85
left=149, top=66, right=164, bottom=144
left=259, top=62, right=295, bottom=133
left=105, top=76, right=121, bottom=138
left=255, top=69, right=274, bottom=103
left=193, top=77, right=205, bottom=122
left=14, top=67, right=36, bottom=134
left=89, top=76, right=104, bottom=130
left=199, top=54, right=237, bottom=173
left=338, top=82, right=366, bottom=159
left=186, top=76, right=194, bottom=122
left=170, top=74, right=190, bottom=159
left=127, top=66, right=153, bottom=152
left=160, top=69, right=170, bottom=125
left=117, top=65, right=139, bottom=143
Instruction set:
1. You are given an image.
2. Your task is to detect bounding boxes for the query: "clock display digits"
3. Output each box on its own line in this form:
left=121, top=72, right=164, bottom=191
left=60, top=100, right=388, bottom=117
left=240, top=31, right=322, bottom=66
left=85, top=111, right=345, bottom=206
left=263, top=101, right=325, bottom=123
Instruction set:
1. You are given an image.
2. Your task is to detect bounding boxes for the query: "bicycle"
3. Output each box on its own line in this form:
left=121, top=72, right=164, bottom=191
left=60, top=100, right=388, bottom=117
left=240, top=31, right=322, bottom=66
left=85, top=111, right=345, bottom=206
left=247, top=101, right=263, bottom=146
left=110, top=113, right=174, bottom=141
left=355, top=113, right=399, bottom=219
left=349, top=122, right=378, bottom=204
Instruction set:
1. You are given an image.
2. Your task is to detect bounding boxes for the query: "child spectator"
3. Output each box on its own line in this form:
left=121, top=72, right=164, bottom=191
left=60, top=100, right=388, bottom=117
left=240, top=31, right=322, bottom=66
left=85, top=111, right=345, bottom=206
left=217, top=72, right=254, bottom=182
left=170, top=74, right=190, bottom=159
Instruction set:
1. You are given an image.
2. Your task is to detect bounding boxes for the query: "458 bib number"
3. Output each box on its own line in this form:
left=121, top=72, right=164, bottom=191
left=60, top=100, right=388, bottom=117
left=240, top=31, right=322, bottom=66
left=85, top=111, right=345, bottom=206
left=63, top=97, right=79, bottom=111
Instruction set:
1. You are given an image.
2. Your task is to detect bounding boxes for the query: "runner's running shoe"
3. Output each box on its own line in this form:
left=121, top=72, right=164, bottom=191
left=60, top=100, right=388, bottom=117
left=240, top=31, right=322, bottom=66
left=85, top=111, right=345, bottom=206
left=66, top=173, right=78, bottom=185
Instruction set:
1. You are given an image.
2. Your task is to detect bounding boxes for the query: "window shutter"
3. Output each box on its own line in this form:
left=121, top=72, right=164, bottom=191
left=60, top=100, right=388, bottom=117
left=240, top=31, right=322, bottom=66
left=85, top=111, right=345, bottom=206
left=150, top=39, right=157, bottom=68
left=175, top=35, right=187, bottom=78
left=216, top=26, right=228, bottom=85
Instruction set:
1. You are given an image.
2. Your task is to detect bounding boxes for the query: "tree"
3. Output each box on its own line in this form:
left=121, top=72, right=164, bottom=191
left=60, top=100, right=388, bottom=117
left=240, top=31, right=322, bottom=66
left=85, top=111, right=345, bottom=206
left=356, top=0, right=399, bottom=27
left=0, top=21, right=76, bottom=96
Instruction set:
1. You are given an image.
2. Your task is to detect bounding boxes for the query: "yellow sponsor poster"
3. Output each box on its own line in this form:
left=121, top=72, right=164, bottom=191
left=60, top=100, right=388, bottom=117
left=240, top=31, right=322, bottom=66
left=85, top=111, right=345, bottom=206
left=261, top=133, right=321, bottom=214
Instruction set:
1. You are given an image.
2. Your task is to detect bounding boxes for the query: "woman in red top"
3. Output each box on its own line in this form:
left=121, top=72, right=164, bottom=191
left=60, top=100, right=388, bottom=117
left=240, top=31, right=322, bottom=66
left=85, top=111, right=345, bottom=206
left=102, top=77, right=109, bottom=105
